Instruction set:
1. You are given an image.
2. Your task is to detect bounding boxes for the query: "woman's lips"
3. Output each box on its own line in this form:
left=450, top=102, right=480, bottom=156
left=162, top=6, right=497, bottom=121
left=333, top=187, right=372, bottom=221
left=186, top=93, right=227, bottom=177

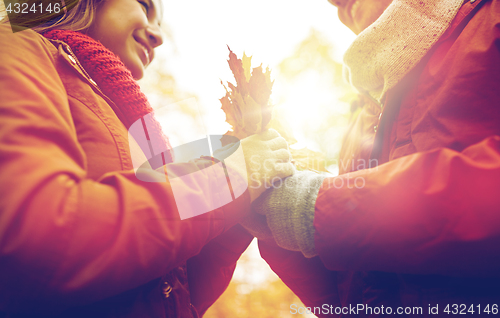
left=138, top=43, right=150, bottom=66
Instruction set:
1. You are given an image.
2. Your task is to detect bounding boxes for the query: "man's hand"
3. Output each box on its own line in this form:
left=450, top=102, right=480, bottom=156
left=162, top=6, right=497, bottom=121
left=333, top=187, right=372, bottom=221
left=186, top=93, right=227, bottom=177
left=252, top=170, right=326, bottom=258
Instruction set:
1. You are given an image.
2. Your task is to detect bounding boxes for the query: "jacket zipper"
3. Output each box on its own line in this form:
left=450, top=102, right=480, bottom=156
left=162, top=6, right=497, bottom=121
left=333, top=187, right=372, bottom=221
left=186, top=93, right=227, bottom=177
left=49, top=39, right=130, bottom=125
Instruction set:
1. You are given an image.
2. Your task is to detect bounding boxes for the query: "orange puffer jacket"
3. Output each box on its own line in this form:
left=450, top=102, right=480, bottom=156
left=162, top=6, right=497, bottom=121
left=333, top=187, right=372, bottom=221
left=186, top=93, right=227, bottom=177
left=0, top=23, right=253, bottom=317
left=260, top=0, right=500, bottom=316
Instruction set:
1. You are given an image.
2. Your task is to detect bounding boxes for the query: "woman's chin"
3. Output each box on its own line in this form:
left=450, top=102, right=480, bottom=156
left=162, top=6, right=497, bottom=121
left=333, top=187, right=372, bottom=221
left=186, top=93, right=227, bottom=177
left=129, top=64, right=145, bottom=80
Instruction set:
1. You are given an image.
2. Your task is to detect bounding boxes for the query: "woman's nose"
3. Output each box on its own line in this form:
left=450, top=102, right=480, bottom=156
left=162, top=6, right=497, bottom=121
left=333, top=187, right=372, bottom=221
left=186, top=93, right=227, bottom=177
left=147, top=25, right=164, bottom=48
left=328, top=0, right=349, bottom=8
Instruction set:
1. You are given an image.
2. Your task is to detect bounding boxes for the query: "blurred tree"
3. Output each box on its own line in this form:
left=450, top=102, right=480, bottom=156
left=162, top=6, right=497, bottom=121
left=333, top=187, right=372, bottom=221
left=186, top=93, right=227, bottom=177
left=204, top=240, right=315, bottom=318
left=139, top=49, right=206, bottom=147
left=274, top=28, right=357, bottom=172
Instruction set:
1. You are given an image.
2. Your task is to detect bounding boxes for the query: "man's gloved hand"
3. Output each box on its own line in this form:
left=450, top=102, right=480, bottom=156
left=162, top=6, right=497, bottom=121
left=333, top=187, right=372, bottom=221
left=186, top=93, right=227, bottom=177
left=252, top=170, right=326, bottom=258
left=239, top=212, right=274, bottom=241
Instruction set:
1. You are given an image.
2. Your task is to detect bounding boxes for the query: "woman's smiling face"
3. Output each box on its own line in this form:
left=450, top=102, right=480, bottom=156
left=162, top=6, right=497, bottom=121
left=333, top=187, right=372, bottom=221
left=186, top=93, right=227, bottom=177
left=86, top=0, right=164, bottom=79
left=328, top=0, right=393, bottom=34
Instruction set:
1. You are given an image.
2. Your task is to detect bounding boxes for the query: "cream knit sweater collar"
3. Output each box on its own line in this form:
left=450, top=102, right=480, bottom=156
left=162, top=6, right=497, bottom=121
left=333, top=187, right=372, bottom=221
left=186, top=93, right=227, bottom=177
left=343, top=0, right=464, bottom=104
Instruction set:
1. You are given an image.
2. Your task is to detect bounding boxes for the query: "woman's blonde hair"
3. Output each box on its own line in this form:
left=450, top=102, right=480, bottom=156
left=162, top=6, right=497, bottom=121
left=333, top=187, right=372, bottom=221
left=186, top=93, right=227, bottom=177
left=1, top=0, right=104, bottom=33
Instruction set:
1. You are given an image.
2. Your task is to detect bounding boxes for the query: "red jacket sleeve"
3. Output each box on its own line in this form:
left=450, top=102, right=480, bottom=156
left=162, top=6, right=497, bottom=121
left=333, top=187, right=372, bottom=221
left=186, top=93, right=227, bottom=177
left=258, top=239, right=341, bottom=313
left=314, top=136, right=500, bottom=277
left=0, top=26, right=250, bottom=312
left=187, top=224, right=253, bottom=316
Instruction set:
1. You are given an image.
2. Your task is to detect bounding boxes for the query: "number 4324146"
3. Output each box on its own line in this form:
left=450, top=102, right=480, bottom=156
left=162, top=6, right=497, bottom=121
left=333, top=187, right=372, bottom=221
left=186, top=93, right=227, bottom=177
left=444, top=304, right=499, bottom=315
left=6, top=2, right=61, bottom=14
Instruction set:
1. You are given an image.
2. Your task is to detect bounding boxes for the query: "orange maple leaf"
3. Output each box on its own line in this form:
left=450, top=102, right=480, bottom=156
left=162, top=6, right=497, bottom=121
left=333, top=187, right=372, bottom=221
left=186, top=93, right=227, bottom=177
left=227, top=46, right=248, bottom=97
left=219, top=48, right=327, bottom=172
left=249, top=65, right=273, bottom=129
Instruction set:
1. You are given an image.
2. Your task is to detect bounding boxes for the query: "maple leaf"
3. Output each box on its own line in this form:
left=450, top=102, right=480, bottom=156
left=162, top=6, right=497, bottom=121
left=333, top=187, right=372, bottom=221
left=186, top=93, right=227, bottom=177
left=219, top=48, right=328, bottom=173
left=221, top=48, right=274, bottom=138
left=220, top=89, right=236, bottom=128
left=242, top=53, right=252, bottom=82
left=227, top=46, right=248, bottom=97
left=249, top=65, right=273, bottom=129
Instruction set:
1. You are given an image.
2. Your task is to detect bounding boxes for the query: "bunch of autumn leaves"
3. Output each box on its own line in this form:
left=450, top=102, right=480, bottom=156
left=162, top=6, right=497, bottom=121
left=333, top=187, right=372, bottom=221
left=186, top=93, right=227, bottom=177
left=220, top=48, right=277, bottom=141
left=220, top=48, right=326, bottom=172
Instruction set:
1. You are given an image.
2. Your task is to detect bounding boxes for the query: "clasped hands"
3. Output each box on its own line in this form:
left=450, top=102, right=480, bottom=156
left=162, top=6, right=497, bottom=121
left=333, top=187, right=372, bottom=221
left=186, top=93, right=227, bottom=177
left=219, top=129, right=322, bottom=258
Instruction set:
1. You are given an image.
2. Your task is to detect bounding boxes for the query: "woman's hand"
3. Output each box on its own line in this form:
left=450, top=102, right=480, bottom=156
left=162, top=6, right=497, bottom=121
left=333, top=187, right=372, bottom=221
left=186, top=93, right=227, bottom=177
left=241, top=129, right=294, bottom=202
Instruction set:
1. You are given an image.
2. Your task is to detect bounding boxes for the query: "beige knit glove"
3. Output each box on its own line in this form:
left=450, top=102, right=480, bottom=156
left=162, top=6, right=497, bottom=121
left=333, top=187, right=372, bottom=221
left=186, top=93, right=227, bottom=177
left=213, top=129, right=294, bottom=234
left=252, top=171, right=326, bottom=258
left=220, top=129, right=294, bottom=203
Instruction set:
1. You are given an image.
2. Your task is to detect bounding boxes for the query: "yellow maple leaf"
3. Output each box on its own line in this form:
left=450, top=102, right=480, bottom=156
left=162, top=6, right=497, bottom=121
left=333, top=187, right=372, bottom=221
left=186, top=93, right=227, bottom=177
left=242, top=53, right=252, bottom=83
